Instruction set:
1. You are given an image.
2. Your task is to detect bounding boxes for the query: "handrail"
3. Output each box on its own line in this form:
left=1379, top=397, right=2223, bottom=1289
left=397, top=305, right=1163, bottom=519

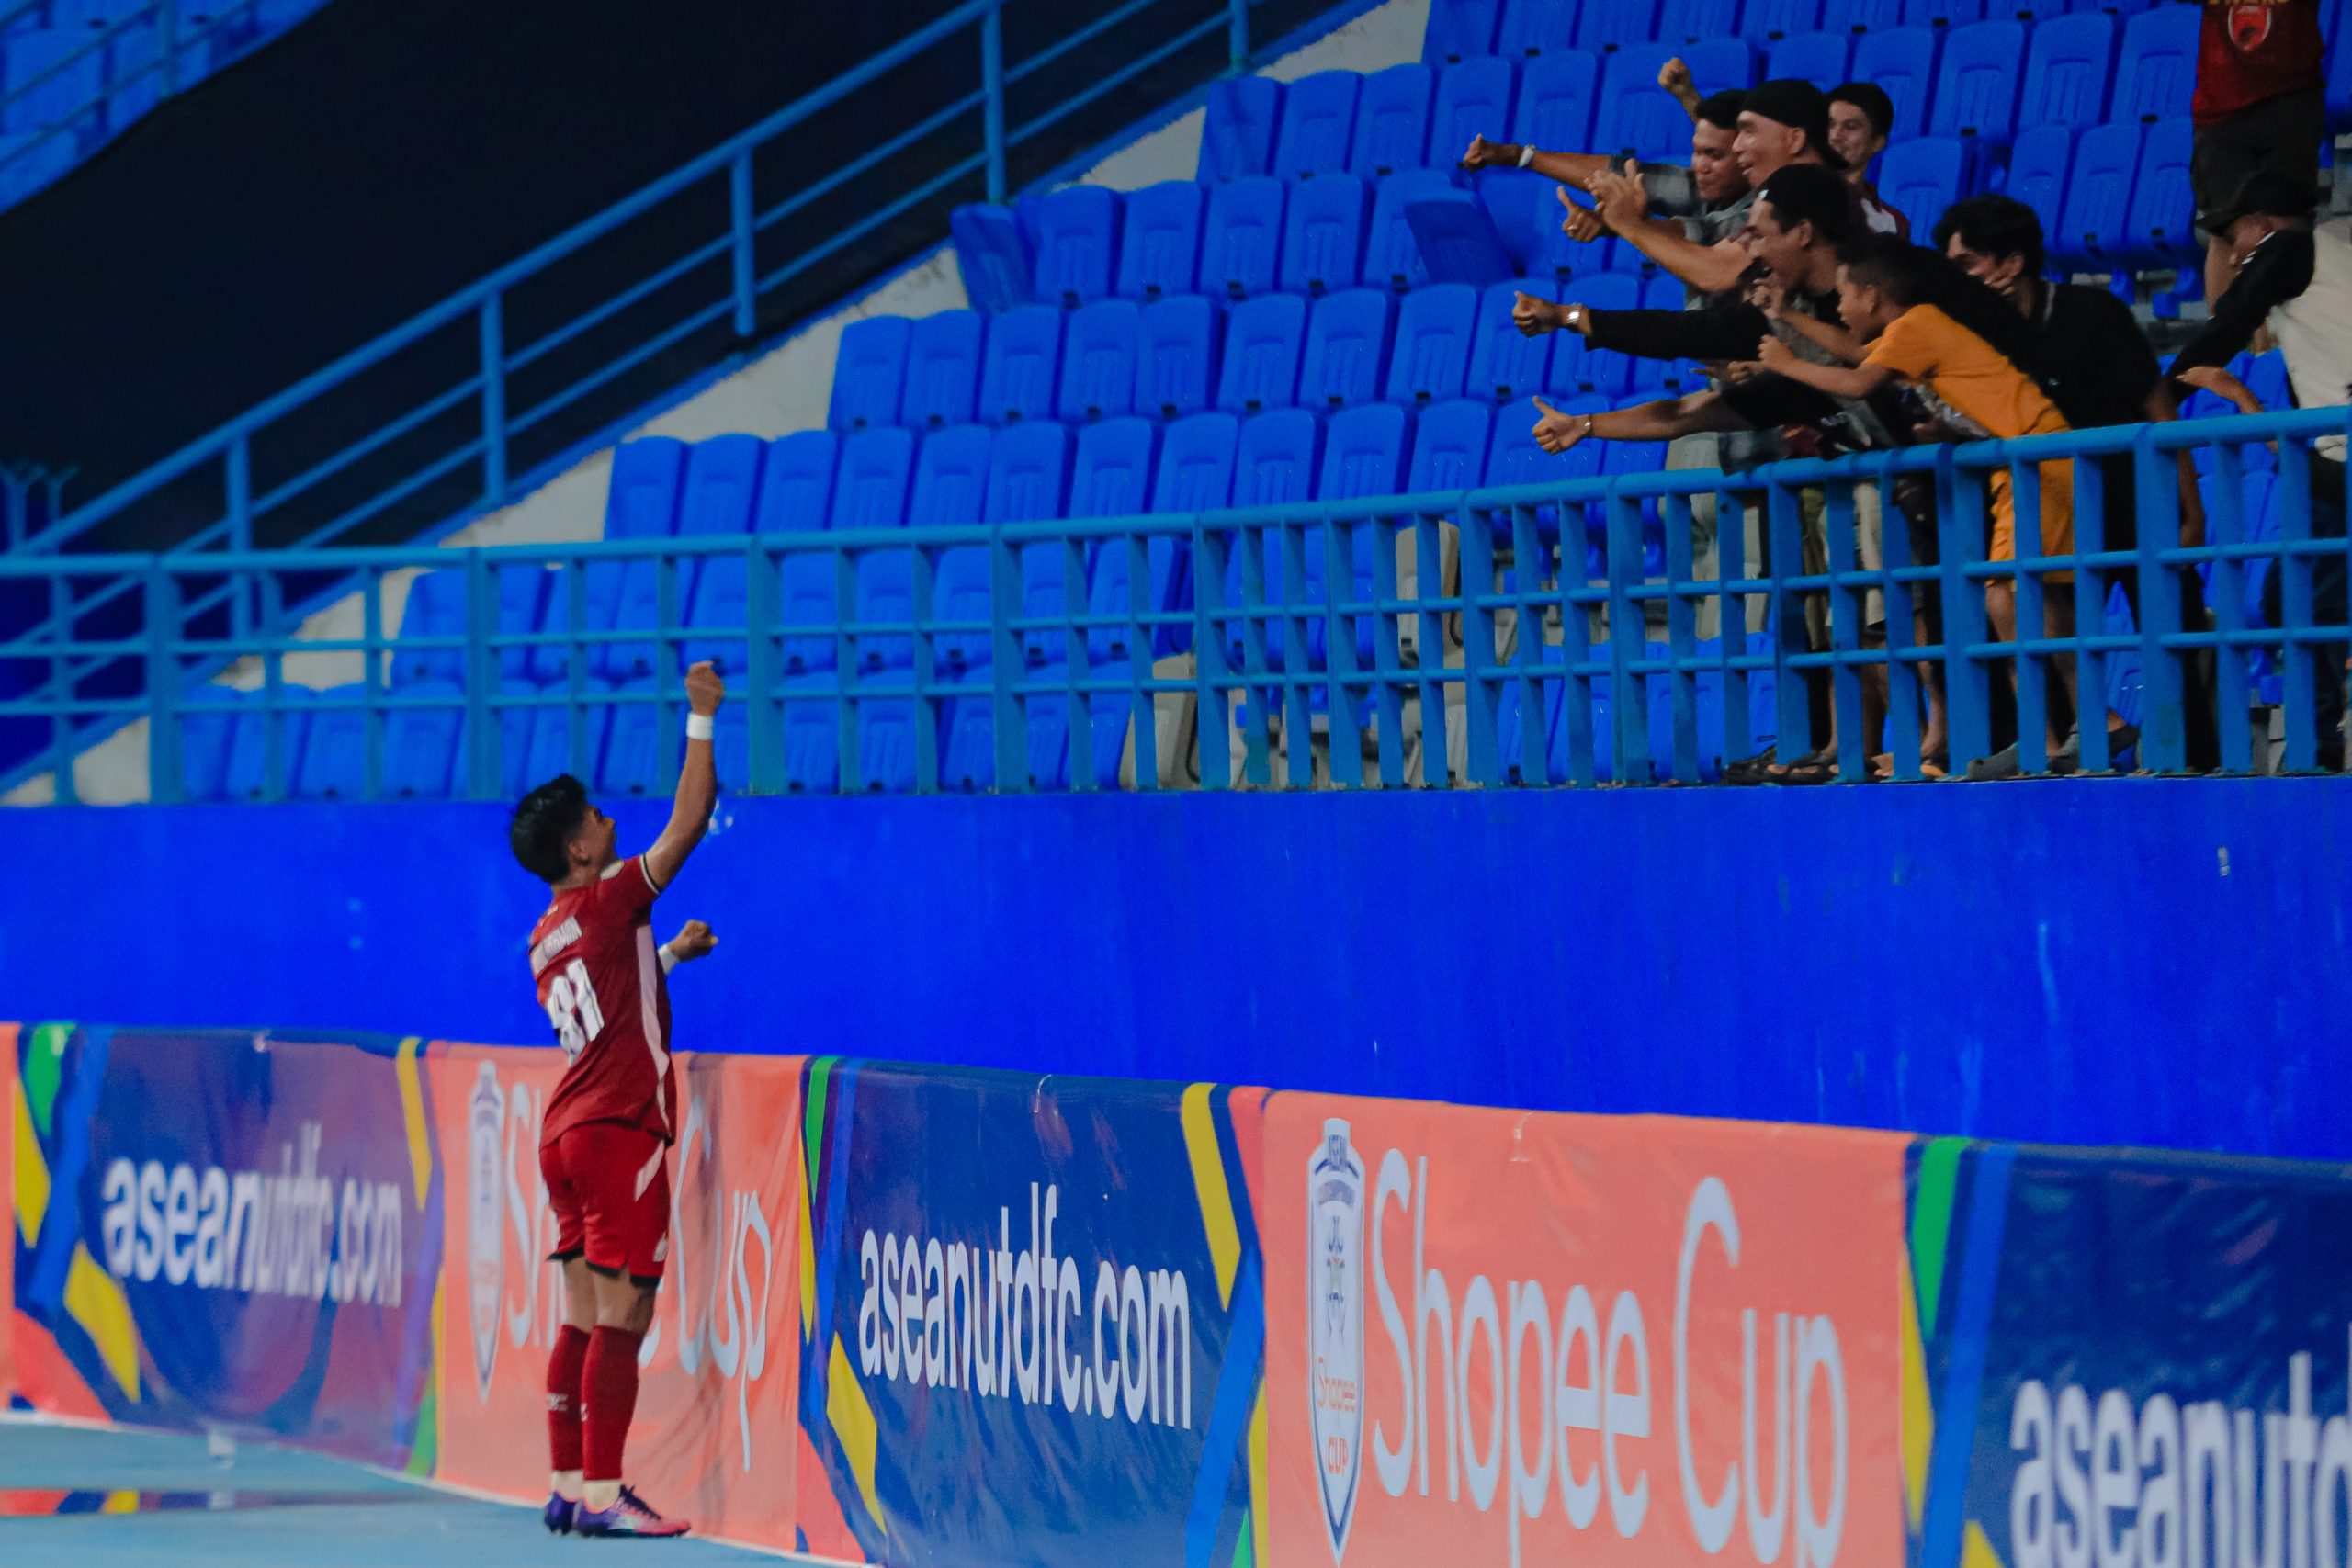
left=2, top=405, right=2345, bottom=803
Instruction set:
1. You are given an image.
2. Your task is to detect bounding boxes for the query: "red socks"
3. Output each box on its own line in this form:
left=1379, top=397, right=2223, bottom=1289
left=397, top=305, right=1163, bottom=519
left=546, top=1325, right=590, bottom=1477
left=582, top=1325, right=645, bottom=1483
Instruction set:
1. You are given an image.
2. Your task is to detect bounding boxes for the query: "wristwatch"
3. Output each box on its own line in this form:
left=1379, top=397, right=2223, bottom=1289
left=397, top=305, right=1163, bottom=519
left=1564, top=304, right=1585, bottom=333
left=1517, top=143, right=1537, bottom=168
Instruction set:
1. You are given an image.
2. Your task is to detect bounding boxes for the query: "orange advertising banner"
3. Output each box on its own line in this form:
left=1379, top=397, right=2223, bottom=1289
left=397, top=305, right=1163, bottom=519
left=431, top=1043, right=805, bottom=1551
left=2, top=1021, right=15, bottom=1405
left=1261, top=1094, right=1910, bottom=1568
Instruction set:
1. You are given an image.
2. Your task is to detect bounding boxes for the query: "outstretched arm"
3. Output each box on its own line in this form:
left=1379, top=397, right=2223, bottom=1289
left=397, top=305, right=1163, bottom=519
left=1745, top=335, right=1898, bottom=400
left=1657, top=57, right=1702, bottom=123
left=1530, top=391, right=1751, bottom=452
left=642, top=661, right=723, bottom=893
left=1586, top=167, right=1747, bottom=297
left=1461, top=132, right=1617, bottom=189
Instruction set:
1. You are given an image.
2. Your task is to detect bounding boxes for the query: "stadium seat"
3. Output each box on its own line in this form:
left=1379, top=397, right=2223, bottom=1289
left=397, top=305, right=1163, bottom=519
left=1767, top=30, right=1850, bottom=83
left=775, top=675, right=839, bottom=793
left=949, top=206, right=1031, bottom=313
left=1499, top=0, right=1582, bottom=55
left=1199, top=75, right=1282, bottom=182
left=1115, top=181, right=1205, bottom=301
left=1302, top=288, right=1396, bottom=411
left=1427, top=55, right=1517, bottom=167
left=595, top=679, right=668, bottom=799
left=1272, top=70, right=1360, bottom=181
left=831, top=427, right=918, bottom=671
left=492, top=680, right=545, bottom=797
left=2332, top=12, right=2352, bottom=134
left=2002, top=123, right=2074, bottom=243
left=1424, top=0, right=1504, bottom=63
left=1135, top=295, right=1220, bottom=421
left=1510, top=50, right=1600, bottom=151
left=1280, top=173, right=1373, bottom=296
left=1199, top=176, right=1285, bottom=301
left=1575, top=0, right=1653, bottom=53
left=1929, top=21, right=2028, bottom=142
left=600, top=552, right=692, bottom=684
left=1027, top=419, right=1149, bottom=662
left=1091, top=411, right=1232, bottom=662
left=1226, top=408, right=1326, bottom=668
left=2243, top=348, right=2290, bottom=412
left=685, top=429, right=836, bottom=675
left=1548, top=271, right=1644, bottom=398
left=759, top=429, right=840, bottom=532
left=1216, top=292, right=1308, bottom=413
left=976, top=303, right=1063, bottom=424
left=106, top=21, right=211, bottom=130
left=922, top=420, right=1066, bottom=675
left=292, top=685, right=369, bottom=801
left=1032, top=187, right=1122, bottom=310
left=1879, top=138, right=1966, bottom=243
left=2015, top=12, right=2115, bottom=131
left=1403, top=191, right=1517, bottom=285
left=1903, top=0, right=1984, bottom=24
left=1473, top=167, right=1615, bottom=282
left=1739, top=0, right=1821, bottom=38
left=1057, top=299, right=1141, bottom=424
left=2125, top=118, right=2196, bottom=271
left=676, top=434, right=765, bottom=535
left=1486, top=394, right=1607, bottom=540
left=899, top=310, right=985, bottom=430
left=1312, top=401, right=1411, bottom=664
left=1658, top=0, right=1741, bottom=45
left=392, top=570, right=468, bottom=686
left=1819, top=0, right=1904, bottom=28
left=3, top=28, right=101, bottom=137
left=1596, top=43, right=1754, bottom=164
left=2112, top=6, right=2198, bottom=123
left=1351, top=62, right=1437, bottom=178
left=886, top=423, right=992, bottom=676
left=830, top=316, right=912, bottom=432
left=1365, top=170, right=1464, bottom=293
left=2052, top=119, right=2141, bottom=271
left=1386, top=283, right=1478, bottom=405
left=218, top=685, right=312, bottom=802
left=524, top=682, right=612, bottom=790
left=1849, top=28, right=1938, bottom=139
left=604, top=437, right=686, bottom=538
left=529, top=562, right=624, bottom=683
left=384, top=680, right=462, bottom=799
left=1466, top=278, right=1555, bottom=405
left=1407, top=399, right=1493, bottom=491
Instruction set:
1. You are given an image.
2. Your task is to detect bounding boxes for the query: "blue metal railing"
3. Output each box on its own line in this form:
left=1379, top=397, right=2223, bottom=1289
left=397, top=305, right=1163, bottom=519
left=4, top=407, right=2346, bottom=802
left=4, top=0, right=1266, bottom=790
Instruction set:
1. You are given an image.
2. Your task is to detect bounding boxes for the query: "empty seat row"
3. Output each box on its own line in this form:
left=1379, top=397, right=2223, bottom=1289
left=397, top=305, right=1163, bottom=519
left=2001, top=118, right=2198, bottom=273
left=1425, top=0, right=2204, bottom=62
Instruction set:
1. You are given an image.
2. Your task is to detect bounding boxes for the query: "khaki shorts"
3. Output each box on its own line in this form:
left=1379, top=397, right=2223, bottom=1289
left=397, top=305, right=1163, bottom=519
left=1799, top=483, right=1886, bottom=648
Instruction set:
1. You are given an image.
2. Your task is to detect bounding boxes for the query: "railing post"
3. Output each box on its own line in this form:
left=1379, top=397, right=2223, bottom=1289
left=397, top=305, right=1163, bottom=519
left=480, top=293, right=508, bottom=508
left=1458, top=503, right=1499, bottom=786
left=226, top=434, right=253, bottom=647
left=729, top=150, right=758, bottom=340
left=145, top=563, right=183, bottom=805
left=465, top=550, right=498, bottom=798
left=2131, top=428, right=2187, bottom=773
left=1605, top=481, right=1647, bottom=784
left=362, top=567, right=386, bottom=801
left=1937, top=447, right=1995, bottom=773
left=989, top=528, right=1025, bottom=790
left=746, top=538, right=783, bottom=794
left=46, top=573, right=76, bottom=807
left=981, top=0, right=1007, bottom=204
left=159, top=0, right=180, bottom=96
left=1228, top=0, right=1250, bottom=69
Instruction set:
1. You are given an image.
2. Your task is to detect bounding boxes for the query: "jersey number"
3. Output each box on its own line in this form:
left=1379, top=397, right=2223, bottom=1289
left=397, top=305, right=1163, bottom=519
left=544, top=958, right=607, bottom=1062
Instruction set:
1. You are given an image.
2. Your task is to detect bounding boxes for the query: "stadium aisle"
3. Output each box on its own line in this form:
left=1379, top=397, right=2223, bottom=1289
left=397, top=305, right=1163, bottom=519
left=0, top=1417, right=793, bottom=1565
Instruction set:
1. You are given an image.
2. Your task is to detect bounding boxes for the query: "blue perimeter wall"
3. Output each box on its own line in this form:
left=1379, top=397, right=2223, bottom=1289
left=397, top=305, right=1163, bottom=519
left=3, top=778, right=2346, bottom=1159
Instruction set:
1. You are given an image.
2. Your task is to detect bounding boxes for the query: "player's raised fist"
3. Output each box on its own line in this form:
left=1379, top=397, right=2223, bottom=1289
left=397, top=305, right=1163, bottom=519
left=668, top=919, right=718, bottom=963
left=684, top=660, right=725, bottom=716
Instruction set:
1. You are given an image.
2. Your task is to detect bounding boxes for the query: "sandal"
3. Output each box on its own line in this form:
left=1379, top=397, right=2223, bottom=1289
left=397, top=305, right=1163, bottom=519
left=1869, top=747, right=1951, bottom=781
left=1764, top=743, right=1840, bottom=785
left=1721, top=745, right=1777, bottom=786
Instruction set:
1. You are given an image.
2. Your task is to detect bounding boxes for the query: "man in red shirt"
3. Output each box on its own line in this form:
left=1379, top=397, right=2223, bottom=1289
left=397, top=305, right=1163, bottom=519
left=2189, top=0, right=2325, bottom=310
left=506, top=660, right=726, bottom=1539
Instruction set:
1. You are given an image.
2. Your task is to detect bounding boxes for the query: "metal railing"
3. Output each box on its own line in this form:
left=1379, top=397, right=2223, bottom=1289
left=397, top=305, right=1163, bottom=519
left=3, top=407, right=2345, bottom=802
left=4, top=0, right=1272, bottom=792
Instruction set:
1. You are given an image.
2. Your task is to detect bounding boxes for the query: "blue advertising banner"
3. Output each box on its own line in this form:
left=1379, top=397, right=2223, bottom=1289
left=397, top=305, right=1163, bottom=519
left=796, top=1060, right=1268, bottom=1568
left=1907, top=1141, right=2352, bottom=1568
left=8, top=1025, right=443, bottom=1470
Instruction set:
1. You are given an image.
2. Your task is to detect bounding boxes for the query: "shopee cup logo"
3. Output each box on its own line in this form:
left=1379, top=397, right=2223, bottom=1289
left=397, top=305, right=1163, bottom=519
left=1311, top=1118, right=1369, bottom=1563
left=466, top=1059, right=506, bottom=1401
left=650, top=1093, right=778, bottom=1472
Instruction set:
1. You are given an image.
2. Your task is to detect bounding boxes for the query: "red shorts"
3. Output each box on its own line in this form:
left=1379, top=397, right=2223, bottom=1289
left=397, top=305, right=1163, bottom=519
left=540, top=1122, right=671, bottom=1281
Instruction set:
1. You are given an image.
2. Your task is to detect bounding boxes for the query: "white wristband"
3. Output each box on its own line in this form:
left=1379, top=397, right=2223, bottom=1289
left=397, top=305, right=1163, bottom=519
left=1517, top=143, right=1537, bottom=168
left=685, top=712, right=715, bottom=742
left=658, top=943, right=679, bottom=975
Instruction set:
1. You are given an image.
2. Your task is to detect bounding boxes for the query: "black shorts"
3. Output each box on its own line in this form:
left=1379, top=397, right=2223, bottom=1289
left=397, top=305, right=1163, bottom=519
left=2191, top=88, right=2325, bottom=236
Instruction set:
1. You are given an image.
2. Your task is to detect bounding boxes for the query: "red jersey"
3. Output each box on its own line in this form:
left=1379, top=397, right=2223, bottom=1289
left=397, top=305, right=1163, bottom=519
left=2192, top=0, right=2324, bottom=125
left=529, top=854, right=677, bottom=1149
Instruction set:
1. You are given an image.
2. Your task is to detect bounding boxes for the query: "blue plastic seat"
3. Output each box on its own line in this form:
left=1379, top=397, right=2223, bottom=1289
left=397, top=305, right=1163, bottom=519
left=1486, top=394, right=1607, bottom=540
left=1057, top=299, right=1141, bottom=423
left=292, top=685, right=370, bottom=801
left=1427, top=56, right=1517, bottom=167
left=3, top=29, right=101, bottom=136
left=594, top=679, right=667, bottom=799
left=603, top=437, right=686, bottom=538
left=1510, top=51, right=1600, bottom=151
left=1313, top=401, right=1412, bottom=663
left=1088, top=412, right=1229, bottom=663
left=2113, top=6, right=2198, bottom=123
left=1199, top=176, right=1285, bottom=301
left=1302, top=288, right=1396, bottom=411
left=2125, top=118, right=2196, bottom=271
left=1273, top=70, right=1360, bottom=180
left=1365, top=170, right=1464, bottom=293
left=2331, top=6, right=2352, bottom=134
left=1200, top=76, right=1282, bottom=181
left=1903, top=0, right=1984, bottom=24
left=676, top=434, right=764, bottom=536
left=1024, top=419, right=1146, bottom=663
left=829, top=427, right=919, bottom=671
left=1927, top=21, right=2026, bottom=142
left=1471, top=167, right=1613, bottom=283
left=383, top=679, right=463, bottom=799
left=1115, top=180, right=1204, bottom=301
left=1767, top=30, right=1850, bottom=83
left=1386, top=282, right=1478, bottom=406
left=976, top=303, right=1063, bottom=425
left=393, top=570, right=469, bottom=686
left=830, top=316, right=911, bottom=433
left=493, top=568, right=550, bottom=682
left=1499, top=0, right=1580, bottom=55
left=1879, top=138, right=1965, bottom=243
left=1546, top=271, right=1644, bottom=398
left=529, top=562, right=624, bottom=684
left=1466, top=278, right=1556, bottom=405
left=899, top=310, right=984, bottom=430
left=2002, top=123, right=2074, bottom=243
left=759, top=430, right=840, bottom=534
left=1225, top=409, right=1327, bottom=668
left=1408, top=400, right=1494, bottom=491
left=950, top=205, right=1032, bottom=313
left=1819, top=0, right=1904, bottom=28
left=756, top=432, right=845, bottom=675
left=1031, top=187, right=1120, bottom=309
left=922, top=421, right=1067, bottom=676
left=1596, top=42, right=1754, bottom=163
left=1424, top=0, right=1504, bottom=62
left=2052, top=120, right=2142, bottom=271
left=1351, top=63, right=1437, bottom=177
left=106, top=20, right=210, bottom=129
left=1574, top=0, right=1652, bottom=53
left=490, top=680, right=549, bottom=797
left=1849, top=28, right=1938, bottom=139
left=886, top=424, right=993, bottom=676
left=1739, top=0, right=1821, bottom=37
left=1135, top=295, right=1220, bottom=421
left=1658, top=0, right=1741, bottom=44
left=2016, top=11, right=2114, bottom=130
left=1216, top=292, right=1308, bottom=414
left=599, top=553, right=692, bottom=685
left=1280, top=173, right=1372, bottom=297
left=523, top=682, right=613, bottom=791
left=220, top=685, right=314, bottom=802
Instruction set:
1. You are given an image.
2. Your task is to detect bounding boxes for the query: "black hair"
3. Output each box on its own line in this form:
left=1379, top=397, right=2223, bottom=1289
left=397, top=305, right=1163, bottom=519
left=1835, top=232, right=2057, bottom=390
left=1931, top=194, right=2048, bottom=280
left=1829, top=82, right=1895, bottom=141
left=1757, top=164, right=1860, bottom=245
left=511, top=773, right=593, bottom=884
left=1695, top=89, right=1748, bottom=131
